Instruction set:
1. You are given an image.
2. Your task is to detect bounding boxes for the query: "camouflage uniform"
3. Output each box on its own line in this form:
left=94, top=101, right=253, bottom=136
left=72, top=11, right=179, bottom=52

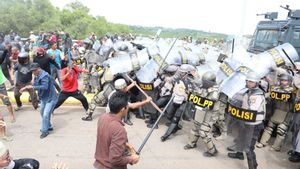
left=257, top=74, right=294, bottom=151
left=183, top=71, right=220, bottom=157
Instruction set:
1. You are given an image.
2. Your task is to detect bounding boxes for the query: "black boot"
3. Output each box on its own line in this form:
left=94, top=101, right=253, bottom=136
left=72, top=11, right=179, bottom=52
left=161, top=123, right=178, bottom=142
left=228, top=152, right=244, bottom=160
left=124, top=114, right=133, bottom=126
left=135, top=107, right=145, bottom=119
left=289, top=152, right=300, bottom=162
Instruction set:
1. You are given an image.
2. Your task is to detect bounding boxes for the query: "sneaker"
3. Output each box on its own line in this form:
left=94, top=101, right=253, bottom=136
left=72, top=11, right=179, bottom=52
left=270, top=146, right=280, bottom=151
left=228, top=152, right=244, bottom=160
left=40, top=132, right=49, bottom=139
left=183, top=144, right=197, bottom=150
left=256, top=142, right=266, bottom=148
left=14, top=106, right=22, bottom=111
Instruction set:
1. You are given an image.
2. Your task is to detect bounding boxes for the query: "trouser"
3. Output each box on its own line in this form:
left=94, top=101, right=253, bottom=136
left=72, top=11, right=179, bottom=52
left=161, top=103, right=184, bottom=140
left=1, top=64, right=14, bottom=86
left=51, top=67, right=61, bottom=92
left=188, top=111, right=218, bottom=154
left=234, top=123, right=264, bottom=169
left=54, top=90, right=89, bottom=111
left=148, top=95, right=170, bottom=124
left=14, top=83, right=38, bottom=109
left=40, top=98, right=57, bottom=133
left=0, top=83, right=11, bottom=106
left=295, top=130, right=300, bottom=153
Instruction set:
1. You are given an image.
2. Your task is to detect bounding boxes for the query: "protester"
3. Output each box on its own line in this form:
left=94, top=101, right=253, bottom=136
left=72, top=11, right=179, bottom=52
left=13, top=52, right=38, bottom=111
left=93, top=91, right=139, bottom=169
left=47, top=43, right=62, bottom=92
left=20, top=63, right=57, bottom=139
left=54, top=58, right=89, bottom=112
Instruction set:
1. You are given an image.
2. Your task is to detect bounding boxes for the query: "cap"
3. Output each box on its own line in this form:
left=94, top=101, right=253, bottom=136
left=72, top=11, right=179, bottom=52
left=114, top=79, right=127, bottom=90
left=36, top=47, right=45, bottom=54
left=30, top=63, right=40, bottom=71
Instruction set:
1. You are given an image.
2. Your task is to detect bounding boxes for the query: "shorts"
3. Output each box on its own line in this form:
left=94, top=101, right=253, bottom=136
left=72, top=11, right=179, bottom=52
left=0, top=83, right=11, bottom=106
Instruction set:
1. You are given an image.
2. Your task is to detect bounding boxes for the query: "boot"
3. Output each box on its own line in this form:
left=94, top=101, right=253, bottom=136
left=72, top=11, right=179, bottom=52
left=161, top=123, right=178, bottom=142
left=289, top=152, right=300, bottom=162
left=203, top=149, right=218, bottom=157
left=270, top=135, right=284, bottom=151
left=228, top=152, right=244, bottom=160
left=124, top=114, right=133, bottom=126
left=82, top=113, right=93, bottom=121
left=135, top=107, right=145, bottom=119
left=183, top=144, right=197, bottom=150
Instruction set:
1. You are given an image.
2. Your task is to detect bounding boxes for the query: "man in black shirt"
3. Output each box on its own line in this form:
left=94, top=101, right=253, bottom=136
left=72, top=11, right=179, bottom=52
left=13, top=52, right=38, bottom=111
left=33, top=47, right=60, bottom=74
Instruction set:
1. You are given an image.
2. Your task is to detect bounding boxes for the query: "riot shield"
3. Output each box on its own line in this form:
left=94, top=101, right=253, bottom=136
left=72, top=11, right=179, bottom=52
left=216, top=58, right=241, bottom=83
left=219, top=66, right=258, bottom=99
left=246, top=43, right=299, bottom=77
left=135, top=54, right=167, bottom=83
left=108, top=53, right=136, bottom=75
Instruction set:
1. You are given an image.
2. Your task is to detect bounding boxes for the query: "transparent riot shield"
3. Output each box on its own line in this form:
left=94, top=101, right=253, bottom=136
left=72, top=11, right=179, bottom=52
left=219, top=66, right=258, bottom=99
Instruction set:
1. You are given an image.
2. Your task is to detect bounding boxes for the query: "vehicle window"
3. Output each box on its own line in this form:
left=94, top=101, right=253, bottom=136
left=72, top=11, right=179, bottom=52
left=254, top=30, right=279, bottom=50
left=291, top=30, right=300, bottom=47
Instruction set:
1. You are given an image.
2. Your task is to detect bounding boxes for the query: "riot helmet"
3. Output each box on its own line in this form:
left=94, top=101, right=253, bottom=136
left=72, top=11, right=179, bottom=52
left=202, top=71, right=216, bottom=88
left=278, top=74, right=293, bottom=86
left=164, top=65, right=178, bottom=75
left=245, top=71, right=260, bottom=83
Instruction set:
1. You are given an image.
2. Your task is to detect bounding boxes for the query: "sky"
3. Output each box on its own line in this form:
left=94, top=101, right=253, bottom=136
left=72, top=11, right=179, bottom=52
left=50, top=0, right=300, bottom=36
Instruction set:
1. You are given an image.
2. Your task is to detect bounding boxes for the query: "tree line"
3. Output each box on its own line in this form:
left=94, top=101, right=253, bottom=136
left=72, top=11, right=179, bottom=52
left=0, top=0, right=227, bottom=40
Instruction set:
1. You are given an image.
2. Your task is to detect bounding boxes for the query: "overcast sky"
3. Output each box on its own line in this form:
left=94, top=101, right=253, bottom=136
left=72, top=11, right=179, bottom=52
left=50, top=0, right=300, bottom=35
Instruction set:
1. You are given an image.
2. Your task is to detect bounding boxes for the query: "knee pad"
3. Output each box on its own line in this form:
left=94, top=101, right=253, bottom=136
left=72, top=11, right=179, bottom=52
left=277, top=123, right=288, bottom=136
left=265, top=121, right=275, bottom=134
left=199, top=122, right=211, bottom=139
left=93, top=92, right=106, bottom=104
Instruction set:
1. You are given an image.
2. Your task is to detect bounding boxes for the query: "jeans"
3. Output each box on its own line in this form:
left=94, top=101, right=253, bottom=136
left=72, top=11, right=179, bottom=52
left=40, top=98, right=57, bottom=133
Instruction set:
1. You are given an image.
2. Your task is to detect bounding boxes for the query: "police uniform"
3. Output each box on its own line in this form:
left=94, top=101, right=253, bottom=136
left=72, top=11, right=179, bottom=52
left=146, top=65, right=178, bottom=128
left=183, top=71, right=219, bottom=157
left=160, top=64, right=195, bottom=141
left=257, top=74, right=293, bottom=151
left=227, top=71, right=266, bottom=169
left=81, top=68, right=115, bottom=121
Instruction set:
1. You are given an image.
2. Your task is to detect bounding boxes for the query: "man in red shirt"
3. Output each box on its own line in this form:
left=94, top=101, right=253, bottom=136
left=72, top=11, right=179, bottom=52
left=94, top=91, right=139, bottom=169
left=54, top=59, right=89, bottom=112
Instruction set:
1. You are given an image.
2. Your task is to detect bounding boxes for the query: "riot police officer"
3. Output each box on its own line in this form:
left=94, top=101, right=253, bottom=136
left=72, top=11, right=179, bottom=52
left=227, top=71, right=266, bottom=169
left=183, top=71, right=220, bottom=157
left=256, top=74, right=294, bottom=151
left=160, top=64, right=195, bottom=141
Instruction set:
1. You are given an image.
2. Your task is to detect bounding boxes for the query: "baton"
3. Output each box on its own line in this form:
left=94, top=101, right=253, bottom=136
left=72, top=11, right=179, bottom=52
left=124, top=74, right=163, bottom=113
left=136, top=95, right=175, bottom=155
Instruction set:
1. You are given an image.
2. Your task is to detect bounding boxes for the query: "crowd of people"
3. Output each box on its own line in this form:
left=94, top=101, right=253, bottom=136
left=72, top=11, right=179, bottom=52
left=0, top=30, right=299, bottom=169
